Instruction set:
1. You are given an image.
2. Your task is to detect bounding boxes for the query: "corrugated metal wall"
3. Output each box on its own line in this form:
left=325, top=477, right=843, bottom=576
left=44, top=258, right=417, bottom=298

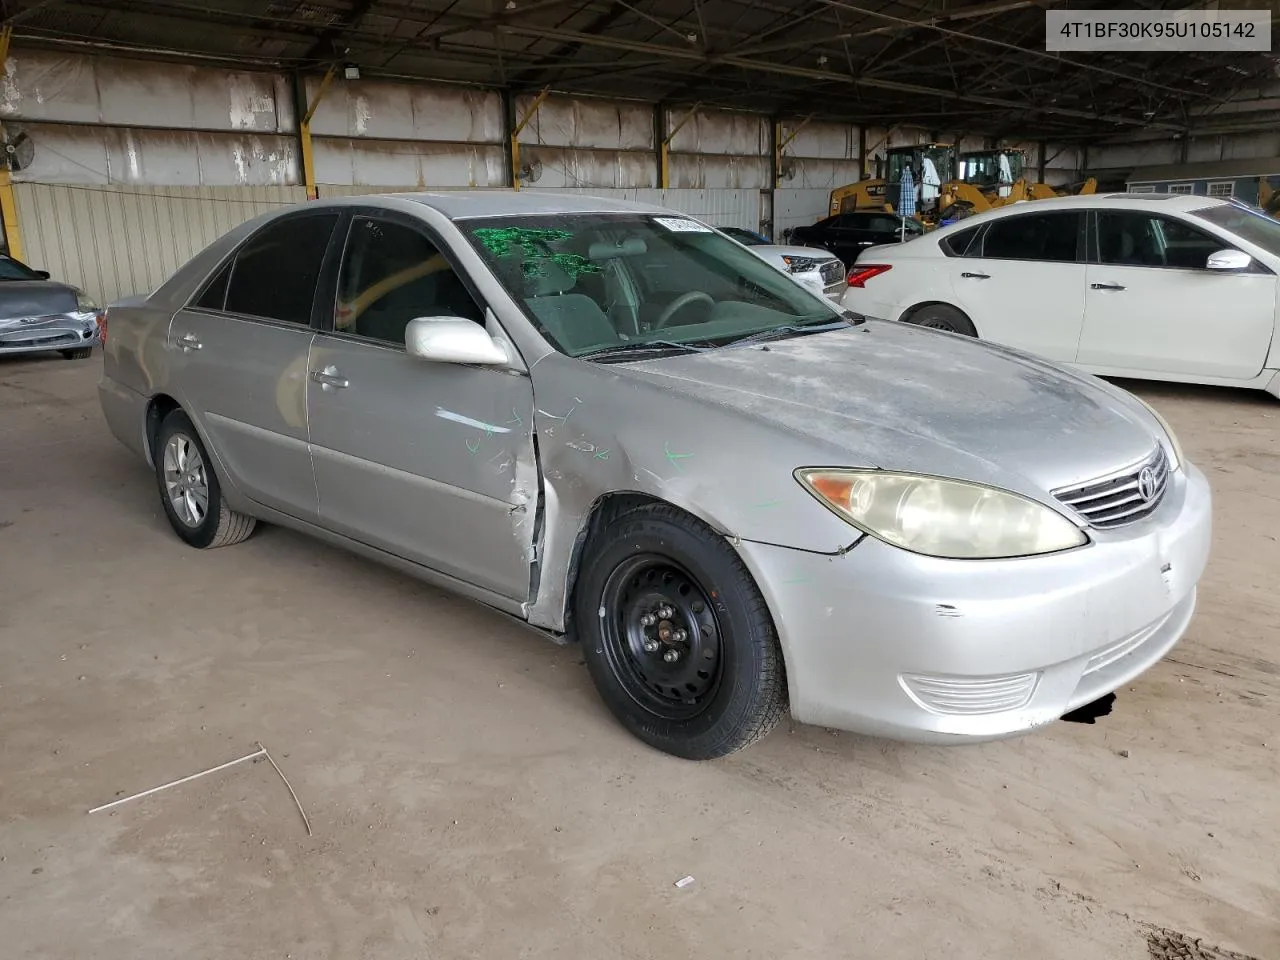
left=2, top=45, right=1090, bottom=302
left=13, top=183, right=302, bottom=304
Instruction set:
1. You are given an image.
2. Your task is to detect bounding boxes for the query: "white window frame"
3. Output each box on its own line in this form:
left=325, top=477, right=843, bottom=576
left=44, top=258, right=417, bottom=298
left=1128, top=184, right=1157, bottom=194
left=1206, top=181, right=1235, bottom=198
left=1167, top=183, right=1194, bottom=195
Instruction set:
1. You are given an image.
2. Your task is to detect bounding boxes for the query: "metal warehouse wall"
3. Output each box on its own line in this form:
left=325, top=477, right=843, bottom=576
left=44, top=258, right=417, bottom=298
left=1, top=46, right=1082, bottom=303
left=13, top=183, right=303, bottom=306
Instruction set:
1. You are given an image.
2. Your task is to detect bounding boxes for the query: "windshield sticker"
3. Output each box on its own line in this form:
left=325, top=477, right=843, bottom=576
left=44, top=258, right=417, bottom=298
left=653, top=217, right=712, bottom=233
left=472, top=226, right=603, bottom=281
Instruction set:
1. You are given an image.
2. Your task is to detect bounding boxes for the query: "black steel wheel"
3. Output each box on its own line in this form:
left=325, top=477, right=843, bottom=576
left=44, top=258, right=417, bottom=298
left=575, top=502, right=787, bottom=760
left=599, top=555, right=724, bottom=722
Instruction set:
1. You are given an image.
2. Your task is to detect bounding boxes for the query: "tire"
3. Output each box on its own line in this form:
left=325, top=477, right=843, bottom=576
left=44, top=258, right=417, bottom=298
left=574, top=503, right=787, bottom=760
left=154, top=409, right=257, bottom=549
left=906, top=303, right=977, bottom=337
left=60, top=347, right=93, bottom=360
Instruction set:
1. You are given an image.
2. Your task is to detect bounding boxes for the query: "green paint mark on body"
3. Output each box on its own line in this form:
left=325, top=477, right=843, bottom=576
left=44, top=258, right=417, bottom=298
left=466, top=438, right=480, bottom=454
left=664, top=441, right=693, bottom=472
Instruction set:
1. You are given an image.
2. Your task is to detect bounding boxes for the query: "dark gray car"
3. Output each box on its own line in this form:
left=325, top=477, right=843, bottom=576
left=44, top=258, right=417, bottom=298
left=0, top=255, right=102, bottom=360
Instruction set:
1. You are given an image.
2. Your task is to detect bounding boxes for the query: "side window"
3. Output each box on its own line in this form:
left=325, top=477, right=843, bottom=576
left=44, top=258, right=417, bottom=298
left=981, top=212, right=1081, bottom=263
left=1097, top=211, right=1227, bottom=269
left=225, top=214, right=339, bottom=324
left=335, top=217, right=484, bottom=347
left=940, top=226, right=981, bottom=257
left=194, top=260, right=232, bottom=311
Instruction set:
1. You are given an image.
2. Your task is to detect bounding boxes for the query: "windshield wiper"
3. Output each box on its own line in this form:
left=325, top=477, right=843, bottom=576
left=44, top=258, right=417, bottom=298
left=578, top=340, right=713, bottom=362
left=722, top=318, right=853, bottom=348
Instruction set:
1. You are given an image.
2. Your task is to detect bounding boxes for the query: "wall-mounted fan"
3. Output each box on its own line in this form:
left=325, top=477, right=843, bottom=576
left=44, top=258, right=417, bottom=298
left=778, top=155, right=797, bottom=181
left=518, top=156, right=543, bottom=184
left=1, top=126, right=34, bottom=172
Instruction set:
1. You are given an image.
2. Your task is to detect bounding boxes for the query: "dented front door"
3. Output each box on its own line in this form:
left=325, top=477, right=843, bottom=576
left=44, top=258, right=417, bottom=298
left=306, top=333, right=538, bottom=602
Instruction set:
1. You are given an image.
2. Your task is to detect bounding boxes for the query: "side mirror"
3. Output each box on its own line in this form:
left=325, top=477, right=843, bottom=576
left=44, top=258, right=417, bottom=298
left=1206, top=249, right=1252, bottom=271
left=404, top=316, right=509, bottom=366
left=34, top=269, right=50, bottom=280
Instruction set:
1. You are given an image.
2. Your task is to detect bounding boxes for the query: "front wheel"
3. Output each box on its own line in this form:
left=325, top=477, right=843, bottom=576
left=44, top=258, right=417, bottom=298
left=575, top=504, right=787, bottom=760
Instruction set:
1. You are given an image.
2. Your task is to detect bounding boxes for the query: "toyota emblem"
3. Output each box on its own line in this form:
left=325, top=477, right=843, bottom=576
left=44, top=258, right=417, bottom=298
left=1136, top=466, right=1157, bottom=503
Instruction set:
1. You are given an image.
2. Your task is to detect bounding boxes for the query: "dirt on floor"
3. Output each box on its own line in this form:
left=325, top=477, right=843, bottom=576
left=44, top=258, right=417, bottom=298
left=0, top=357, right=1277, bottom=960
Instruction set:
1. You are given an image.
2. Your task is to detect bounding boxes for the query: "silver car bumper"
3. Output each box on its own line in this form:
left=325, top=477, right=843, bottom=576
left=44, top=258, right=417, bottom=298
left=738, top=462, right=1213, bottom=742
left=0, top=313, right=101, bottom=356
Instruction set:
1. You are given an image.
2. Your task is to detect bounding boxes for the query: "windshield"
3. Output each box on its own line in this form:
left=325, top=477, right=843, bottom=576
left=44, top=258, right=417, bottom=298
left=1192, top=203, right=1280, bottom=258
left=0, top=256, right=40, bottom=281
left=460, top=213, right=845, bottom=358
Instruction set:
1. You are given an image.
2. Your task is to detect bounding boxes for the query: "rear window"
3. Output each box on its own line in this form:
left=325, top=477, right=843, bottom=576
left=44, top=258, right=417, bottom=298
left=1192, top=203, right=1280, bottom=259
left=0, top=257, right=40, bottom=281
left=939, top=226, right=980, bottom=257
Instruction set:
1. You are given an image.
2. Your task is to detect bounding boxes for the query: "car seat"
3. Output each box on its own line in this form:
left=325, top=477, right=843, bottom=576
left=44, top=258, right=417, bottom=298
left=522, top=261, right=619, bottom=354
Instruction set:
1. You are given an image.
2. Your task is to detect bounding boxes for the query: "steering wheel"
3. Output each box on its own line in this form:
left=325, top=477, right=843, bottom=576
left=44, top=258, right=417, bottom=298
left=654, top=290, right=715, bottom=329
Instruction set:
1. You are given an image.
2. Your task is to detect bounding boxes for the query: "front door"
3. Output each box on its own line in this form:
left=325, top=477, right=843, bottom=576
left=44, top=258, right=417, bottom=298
left=945, top=209, right=1087, bottom=363
left=169, top=210, right=342, bottom=521
left=306, top=213, right=538, bottom=602
left=1078, top=209, right=1276, bottom=380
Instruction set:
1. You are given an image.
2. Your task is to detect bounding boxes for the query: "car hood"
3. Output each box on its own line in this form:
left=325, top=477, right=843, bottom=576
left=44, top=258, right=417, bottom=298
left=620, top=321, right=1161, bottom=499
left=750, top=244, right=835, bottom=261
left=0, top=280, right=78, bottom=319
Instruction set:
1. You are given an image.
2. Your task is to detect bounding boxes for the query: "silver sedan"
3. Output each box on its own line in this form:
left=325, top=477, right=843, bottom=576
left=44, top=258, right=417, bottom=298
left=98, top=192, right=1211, bottom=759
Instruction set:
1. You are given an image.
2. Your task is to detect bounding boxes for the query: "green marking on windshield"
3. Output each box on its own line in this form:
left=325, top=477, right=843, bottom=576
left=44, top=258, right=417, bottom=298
left=473, top=226, right=602, bottom=281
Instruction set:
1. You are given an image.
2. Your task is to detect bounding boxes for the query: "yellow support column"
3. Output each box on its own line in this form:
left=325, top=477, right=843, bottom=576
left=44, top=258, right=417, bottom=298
left=660, top=103, right=700, bottom=190
left=511, top=87, right=550, bottom=191
left=299, top=65, right=338, bottom=201
left=0, top=25, right=23, bottom=261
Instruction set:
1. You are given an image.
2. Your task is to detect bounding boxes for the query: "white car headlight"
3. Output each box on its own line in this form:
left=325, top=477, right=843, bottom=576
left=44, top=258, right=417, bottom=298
left=1133, top=397, right=1183, bottom=471
left=796, top=469, right=1088, bottom=560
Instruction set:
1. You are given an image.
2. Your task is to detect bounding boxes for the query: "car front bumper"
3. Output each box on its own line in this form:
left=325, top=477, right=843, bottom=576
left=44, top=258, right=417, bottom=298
left=0, top=313, right=101, bottom=356
left=737, top=462, right=1212, bottom=743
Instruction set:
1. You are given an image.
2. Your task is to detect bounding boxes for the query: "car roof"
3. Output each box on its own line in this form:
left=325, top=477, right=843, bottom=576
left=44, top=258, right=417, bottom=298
left=300, top=190, right=679, bottom=221
left=928, top=192, right=1234, bottom=239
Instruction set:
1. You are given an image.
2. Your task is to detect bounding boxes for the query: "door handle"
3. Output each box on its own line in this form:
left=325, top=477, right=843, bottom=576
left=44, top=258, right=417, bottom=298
left=310, top=365, right=349, bottom=390
left=960, top=272, right=990, bottom=280
left=175, top=333, right=202, bottom=352
left=1090, top=282, right=1126, bottom=291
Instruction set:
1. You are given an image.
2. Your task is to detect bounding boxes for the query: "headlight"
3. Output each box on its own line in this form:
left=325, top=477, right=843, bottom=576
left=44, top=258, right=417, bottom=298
left=781, top=255, right=819, bottom=274
left=795, top=469, right=1088, bottom=560
left=76, top=291, right=99, bottom=312
left=1133, top=397, right=1183, bottom=471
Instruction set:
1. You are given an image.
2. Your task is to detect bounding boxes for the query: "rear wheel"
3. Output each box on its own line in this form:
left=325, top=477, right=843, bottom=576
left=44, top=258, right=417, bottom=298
left=60, top=347, right=92, bottom=360
left=907, top=303, right=977, bottom=337
left=575, top=503, right=787, bottom=760
left=154, top=410, right=256, bottom=549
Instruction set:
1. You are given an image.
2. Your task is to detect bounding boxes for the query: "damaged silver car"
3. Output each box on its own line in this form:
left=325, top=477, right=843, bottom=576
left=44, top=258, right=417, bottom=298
left=0, top=254, right=102, bottom=360
left=99, top=193, right=1212, bottom=759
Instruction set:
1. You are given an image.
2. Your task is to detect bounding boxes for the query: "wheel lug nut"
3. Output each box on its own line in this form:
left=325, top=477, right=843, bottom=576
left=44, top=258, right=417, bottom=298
left=642, top=639, right=660, bottom=653
left=658, top=605, right=674, bottom=619
left=640, top=613, right=656, bottom=627
left=673, top=629, right=688, bottom=643
left=663, top=649, right=680, bottom=663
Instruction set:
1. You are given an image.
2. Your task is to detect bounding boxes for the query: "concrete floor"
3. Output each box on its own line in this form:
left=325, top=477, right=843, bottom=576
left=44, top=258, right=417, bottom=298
left=1, top=356, right=1277, bottom=960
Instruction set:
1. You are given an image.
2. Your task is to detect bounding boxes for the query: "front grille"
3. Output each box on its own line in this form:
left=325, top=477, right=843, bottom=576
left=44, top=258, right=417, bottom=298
left=1053, top=445, right=1170, bottom=529
left=819, top=259, right=845, bottom=284
left=900, top=671, right=1039, bottom=715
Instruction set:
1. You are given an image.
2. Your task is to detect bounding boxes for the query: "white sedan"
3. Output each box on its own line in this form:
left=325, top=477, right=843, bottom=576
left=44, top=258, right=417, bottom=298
left=841, top=193, right=1280, bottom=398
left=718, top=226, right=847, bottom=301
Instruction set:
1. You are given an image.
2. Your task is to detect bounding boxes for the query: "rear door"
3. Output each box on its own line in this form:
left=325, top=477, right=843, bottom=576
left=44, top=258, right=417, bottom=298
left=944, top=209, right=1087, bottom=363
left=1078, top=209, right=1276, bottom=379
left=168, top=210, right=342, bottom=521
left=306, top=212, right=538, bottom=603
